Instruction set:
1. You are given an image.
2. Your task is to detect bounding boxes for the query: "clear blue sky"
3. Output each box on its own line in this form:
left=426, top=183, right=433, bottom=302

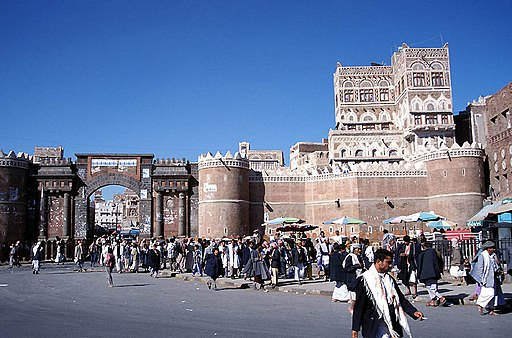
left=2, top=0, right=511, bottom=165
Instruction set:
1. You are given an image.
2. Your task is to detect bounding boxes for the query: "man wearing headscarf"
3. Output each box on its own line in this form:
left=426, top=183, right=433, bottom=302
left=352, top=249, right=423, bottom=338
left=470, top=241, right=502, bottom=316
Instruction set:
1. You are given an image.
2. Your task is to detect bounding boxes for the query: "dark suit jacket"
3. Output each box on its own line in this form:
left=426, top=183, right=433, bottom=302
left=352, top=274, right=419, bottom=337
left=329, top=251, right=348, bottom=282
left=417, top=247, right=443, bottom=282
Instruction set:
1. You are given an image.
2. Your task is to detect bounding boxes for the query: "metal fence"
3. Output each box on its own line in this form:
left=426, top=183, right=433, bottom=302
left=431, top=238, right=512, bottom=270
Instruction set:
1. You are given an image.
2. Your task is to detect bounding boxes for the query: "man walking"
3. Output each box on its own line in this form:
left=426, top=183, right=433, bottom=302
left=470, top=241, right=502, bottom=316
left=417, top=242, right=446, bottom=307
left=74, top=240, right=85, bottom=272
left=352, top=249, right=423, bottom=338
left=31, top=241, right=43, bottom=274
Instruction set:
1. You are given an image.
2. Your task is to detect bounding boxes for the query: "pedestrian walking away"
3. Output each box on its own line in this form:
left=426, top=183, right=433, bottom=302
left=105, top=247, right=116, bottom=287
left=417, top=241, right=446, bottom=307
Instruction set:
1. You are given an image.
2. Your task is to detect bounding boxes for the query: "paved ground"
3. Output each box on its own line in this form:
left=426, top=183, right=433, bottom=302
left=1, top=262, right=511, bottom=338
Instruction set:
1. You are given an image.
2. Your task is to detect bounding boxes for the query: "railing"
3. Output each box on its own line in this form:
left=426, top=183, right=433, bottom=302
left=430, top=238, right=512, bottom=270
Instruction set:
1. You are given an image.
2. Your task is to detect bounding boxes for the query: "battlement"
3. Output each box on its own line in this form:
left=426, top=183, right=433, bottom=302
left=249, top=160, right=427, bottom=183
left=38, top=157, right=73, bottom=165
left=153, top=157, right=188, bottom=165
left=198, top=151, right=249, bottom=170
left=0, top=150, right=31, bottom=169
left=410, top=141, right=484, bottom=163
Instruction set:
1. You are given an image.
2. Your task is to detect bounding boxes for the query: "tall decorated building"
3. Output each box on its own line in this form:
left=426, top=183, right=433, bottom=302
left=198, top=43, right=486, bottom=240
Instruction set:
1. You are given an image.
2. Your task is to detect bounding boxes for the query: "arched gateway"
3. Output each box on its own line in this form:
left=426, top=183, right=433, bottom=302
left=35, top=153, right=198, bottom=253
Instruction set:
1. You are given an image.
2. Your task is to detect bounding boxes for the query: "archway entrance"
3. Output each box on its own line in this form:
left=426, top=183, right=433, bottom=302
left=89, top=185, right=141, bottom=238
left=74, top=154, right=154, bottom=240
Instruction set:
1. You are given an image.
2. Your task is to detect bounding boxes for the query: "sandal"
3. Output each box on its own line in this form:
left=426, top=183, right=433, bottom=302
left=426, top=300, right=437, bottom=307
left=438, top=297, right=447, bottom=307
left=477, top=305, right=485, bottom=316
left=488, top=311, right=500, bottom=316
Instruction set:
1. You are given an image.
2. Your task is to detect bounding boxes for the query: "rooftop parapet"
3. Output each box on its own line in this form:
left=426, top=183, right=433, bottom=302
left=198, top=151, right=249, bottom=170
left=0, top=150, right=31, bottom=169
left=410, top=141, right=484, bottom=163
left=153, top=157, right=188, bottom=165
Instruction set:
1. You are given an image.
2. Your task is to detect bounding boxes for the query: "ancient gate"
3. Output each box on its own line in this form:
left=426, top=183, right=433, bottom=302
left=73, top=154, right=154, bottom=239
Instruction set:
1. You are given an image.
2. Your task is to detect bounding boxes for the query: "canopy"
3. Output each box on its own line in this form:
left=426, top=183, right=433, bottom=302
left=384, top=211, right=442, bottom=224
left=264, top=217, right=305, bottom=226
left=426, top=220, right=456, bottom=229
left=404, top=211, right=442, bottom=222
left=276, top=224, right=318, bottom=232
left=488, top=202, right=512, bottom=215
left=383, top=215, right=409, bottom=224
left=466, top=203, right=502, bottom=227
left=323, top=216, right=367, bottom=225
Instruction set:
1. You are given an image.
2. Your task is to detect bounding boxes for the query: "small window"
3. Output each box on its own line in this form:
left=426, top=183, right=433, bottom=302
left=355, top=150, right=364, bottom=157
left=360, top=89, right=374, bottom=102
left=224, top=227, right=228, bottom=234
left=443, top=170, right=447, bottom=177
left=432, top=72, right=444, bottom=86
left=329, top=227, right=333, bottom=233
left=344, top=90, right=354, bottom=102
left=413, top=73, right=425, bottom=87
left=367, top=226, right=373, bottom=233
left=462, top=168, right=466, bottom=176
left=380, top=88, right=389, bottom=101
left=207, top=228, right=211, bottom=234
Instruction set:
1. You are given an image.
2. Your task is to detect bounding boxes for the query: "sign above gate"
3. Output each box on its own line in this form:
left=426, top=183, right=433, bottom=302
left=90, top=157, right=138, bottom=176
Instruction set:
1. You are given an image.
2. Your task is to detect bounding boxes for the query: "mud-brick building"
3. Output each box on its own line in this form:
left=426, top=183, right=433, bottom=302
left=198, top=44, right=487, bottom=241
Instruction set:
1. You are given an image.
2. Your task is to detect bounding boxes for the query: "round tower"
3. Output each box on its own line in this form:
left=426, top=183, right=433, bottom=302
left=0, top=151, right=30, bottom=246
left=198, top=151, right=250, bottom=238
left=423, top=142, right=486, bottom=225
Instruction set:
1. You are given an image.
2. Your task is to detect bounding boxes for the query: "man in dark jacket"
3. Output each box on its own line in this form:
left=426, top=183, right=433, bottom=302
left=270, top=242, right=281, bottom=287
left=290, top=240, right=307, bottom=285
left=352, top=249, right=423, bottom=338
left=329, top=243, right=349, bottom=302
left=417, top=242, right=446, bottom=306
left=396, top=236, right=419, bottom=298
left=147, top=243, right=161, bottom=278
left=204, top=247, right=223, bottom=290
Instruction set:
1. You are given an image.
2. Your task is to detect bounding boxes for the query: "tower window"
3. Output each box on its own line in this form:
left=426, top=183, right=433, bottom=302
left=432, top=72, right=444, bottom=86
left=413, top=73, right=425, bottom=87
left=360, top=89, right=374, bottom=102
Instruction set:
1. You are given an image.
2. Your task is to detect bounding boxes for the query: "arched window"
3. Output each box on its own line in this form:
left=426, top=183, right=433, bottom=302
left=355, top=149, right=364, bottom=157
left=360, top=80, right=372, bottom=88
left=372, top=149, right=378, bottom=157
left=389, top=149, right=398, bottom=157
left=412, top=63, right=425, bottom=70
left=379, top=111, right=390, bottom=121
left=426, top=102, right=435, bottom=111
left=344, top=81, right=354, bottom=88
left=341, top=149, right=347, bottom=157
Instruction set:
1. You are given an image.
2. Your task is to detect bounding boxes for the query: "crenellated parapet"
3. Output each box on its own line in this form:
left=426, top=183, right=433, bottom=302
left=0, top=150, right=31, bottom=169
left=198, top=151, right=249, bottom=170
left=409, top=141, right=484, bottom=163
left=38, top=157, right=73, bottom=165
left=249, top=160, right=428, bottom=183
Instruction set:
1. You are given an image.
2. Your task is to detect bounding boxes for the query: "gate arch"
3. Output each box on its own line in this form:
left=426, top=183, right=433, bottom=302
left=85, top=174, right=141, bottom=199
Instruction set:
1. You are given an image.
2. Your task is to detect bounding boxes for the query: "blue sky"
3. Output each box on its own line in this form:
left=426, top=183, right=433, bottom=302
left=2, top=0, right=511, bottom=167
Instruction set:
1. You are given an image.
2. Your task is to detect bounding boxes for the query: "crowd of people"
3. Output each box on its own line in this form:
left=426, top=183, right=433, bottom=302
left=5, top=228, right=510, bottom=336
